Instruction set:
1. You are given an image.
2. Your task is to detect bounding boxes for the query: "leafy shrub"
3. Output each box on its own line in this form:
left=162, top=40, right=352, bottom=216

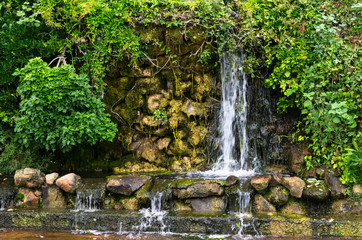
left=13, top=58, right=117, bottom=152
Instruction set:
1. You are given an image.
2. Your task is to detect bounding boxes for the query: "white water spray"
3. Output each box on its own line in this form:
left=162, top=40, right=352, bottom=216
left=138, top=192, right=167, bottom=233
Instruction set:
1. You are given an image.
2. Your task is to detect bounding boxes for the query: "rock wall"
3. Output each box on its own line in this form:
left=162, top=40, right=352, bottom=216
left=98, top=25, right=220, bottom=173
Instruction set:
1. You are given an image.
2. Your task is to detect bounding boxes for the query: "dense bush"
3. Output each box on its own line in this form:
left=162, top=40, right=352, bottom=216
left=14, top=58, right=117, bottom=152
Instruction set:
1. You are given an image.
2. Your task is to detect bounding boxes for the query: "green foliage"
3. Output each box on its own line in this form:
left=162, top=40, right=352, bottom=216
left=153, top=108, right=168, bottom=125
left=238, top=0, right=361, bottom=185
left=338, top=144, right=362, bottom=185
left=14, top=58, right=117, bottom=152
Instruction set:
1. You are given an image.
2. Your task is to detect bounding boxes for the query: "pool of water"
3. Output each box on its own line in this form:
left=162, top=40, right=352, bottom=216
left=0, top=230, right=356, bottom=240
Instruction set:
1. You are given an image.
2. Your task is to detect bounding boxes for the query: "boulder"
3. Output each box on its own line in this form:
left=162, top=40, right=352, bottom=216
left=45, top=173, right=59, bottom=185
left=14, top=168, right=44, bottom=188
left=181, top=100, right=209, bottom=118
left=325, top=172, right=347, bottom=199
left=253, top=194, right=276, bottom=214
left=42, top=186, right=66, bottom=208
left=55, top=173, right=81, bottom=193
left=266, top=186, right=289, bottom=206
left=189, top=197, right=226, bottom=212
left=280, top=201, right=307, bottom=216
left=156, top=138, right=171, bottom=150
left=331, top=199, right=362, bottom=215
left=269, top=174, right=283, bottom=187
left=250, top=175, right=271, bottom=192
left=147, top=94, right=163, bottom=112
left=225, top=175, right=239, bottom=187
left=106, top=176, right=151, bottom=196
left=303, top=180, right=330, bottom=201
left=287, top=145, right=305, bottom=174
left=172, top=180, right=224, bottom=199
left=281, top=176, right=305, bottom=198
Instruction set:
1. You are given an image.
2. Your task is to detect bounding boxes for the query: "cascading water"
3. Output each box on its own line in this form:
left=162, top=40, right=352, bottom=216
left=138, top=192, right=167, bottom=233
left=73, top=178, right=106, bottom=212
left=207, top=51, right=258, bottom=177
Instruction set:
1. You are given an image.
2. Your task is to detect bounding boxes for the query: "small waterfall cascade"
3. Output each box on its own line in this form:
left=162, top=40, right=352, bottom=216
left=235, top=190, right=251, bottom=235
left=74, top=178, right=106, bottom=212
left=139, top=192, right=168, bottom=233
left=210, top=51, right=258, bottom=176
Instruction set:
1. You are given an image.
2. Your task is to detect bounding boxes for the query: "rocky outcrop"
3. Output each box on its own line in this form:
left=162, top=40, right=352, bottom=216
left=253, top=194, right=276, bottom=214
left=281, top=177, right=305, bottom=198
left=106, top=176, right=151, bottom=196
left=251, top=175, right=271, bottom=192
left=14, top=168, right=44, bottom=188
left=303, top=180, right=329, bottom=201
left=266, top=186, right=289, bottom=206
left=172, top=180, right=224, bottom=199
left=56, top=173, right=81, bottom=193
left=325, top=172, right=347, bottom=199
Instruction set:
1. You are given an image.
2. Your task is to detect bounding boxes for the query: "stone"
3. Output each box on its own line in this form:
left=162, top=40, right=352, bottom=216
left=119, top=197, right=140, bottom=210
left=171, top=157, right=192, bottom=172
left=142, top=116, right=161, bottom=127
left=173, top=180, right=224, bottom=199
left=250, top=175, right=271, bottom=192
left=106, top=176, right=151, bottom=196
left=303, top=180, right=330, bottom=201
left=353, top=184, right=362, bottom=195
left=266, top=186, right=289, bottom=206
left=25, top=191, right=39, bottom=206
left=181, top=100, right=209, bottom=118
left=55, top=173, right=81, bottom=193
left=225, top=176, right=239, bottom=187
left=325, top=172, right=347, bottom=199
left=45, top=173, right=59, bottom=185
left=269, top=174, right=283, bottom=187
left=131, top=138, right=166, bottom=166
left=156, top=138, right=171, bottom=150
left=281, top=176, right=305, bottom=198
left=280, top=201, right=307, bottom=216
left=147, top=94, right=163, bottom=112
left=168, top=139, right=191, bottom=156
left=253, top=194, right=276, bottom=214
left=287, top=145, right=306, bottom=174
left=153, top=126, right=169, bottom=137
left=174, top=201, right=192, bottom=212
left=316, top=166, right=327, bottom=179
left=42, top=186, right=66, bottom=208
left=14, top=168, right=44, bottom=188
left=331, top=199, right=362, bottom=215
left=188, top=124, right=207, bottom=146
left=190, top=197, right=226, bottom=212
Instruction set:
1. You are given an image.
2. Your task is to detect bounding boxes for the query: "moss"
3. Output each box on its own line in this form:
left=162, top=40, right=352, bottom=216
left=12, top=214, right=42, bottom=228
left=330, top=222, right=362, bottom=237
left=269, top=219, right=312, bottom=236
left=170, top=179, right=225, bottom=188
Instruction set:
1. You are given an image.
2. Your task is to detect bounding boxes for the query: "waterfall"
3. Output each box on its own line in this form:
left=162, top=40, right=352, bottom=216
left=209, top=51, right=258, bottom=176
left=138, top=192, right=167, bottom=233
left=73, top=178, right=105, bottom=212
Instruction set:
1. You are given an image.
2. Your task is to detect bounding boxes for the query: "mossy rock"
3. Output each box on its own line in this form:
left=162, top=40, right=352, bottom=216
left=266, top=185, right=289, bottom=206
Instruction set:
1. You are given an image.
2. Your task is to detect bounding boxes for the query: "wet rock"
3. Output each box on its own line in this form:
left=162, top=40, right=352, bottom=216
left=325, top=172, right=347, bottom=199
left=181, top=100, right=209, bottom=118
left=131, top=138, right=166, bottom=166
left=174, top=200, right=192, bottom=212
left=280, top=200, right=307, bottom=215
left=106, top=176, right=151, bottom=196
left=119, top=197, right=140, bottom=210
left=14, top=168, right=44, bottom=188
left=189, top=197, right=226, bottom=212
left=147, top=94, right=163, bottom=112
left=253, top=194, right=276, bottom=214
left=55, top=173, right=81, bottom=193
left=156, top=137, right=171, bottom=150
left=281, top=176, right=305, bottom=198
left=42, top=186, right=66, bottom=208
left=353, top=184, right=362, bottom=195
left=193, top=74, right=214, bottom=101
left=17, top=188, right=39, bottom=207
left=287, top=145, right=305, bottom=174
left=153, top=126, right=169, bottom=137
left=45, top=173, right=59, bottom=185
left=171, top=157, right=192, bottom=172
left=264, top=165, right=289, bottom=175
left=188, top=123, right=207, bottom=146
left=142, top=116, right=161, bottom=127
left=331, top=199, right=362, bottom=215
left=250, top=175, right=271, bottom=192
left=26, top=191, right=39, bottom=206
left=225, top=176, right=239, bottom=187
left=266, top=186, right=289, bottom=206
left=269, top=174, right=283, bottom=187
left=172, top=180, right=224, bottom=199
left=303, top=180, right=329, bottom=201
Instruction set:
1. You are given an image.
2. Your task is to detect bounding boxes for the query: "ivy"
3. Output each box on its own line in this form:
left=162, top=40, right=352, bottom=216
left=14, top=58, right=117, bottom=152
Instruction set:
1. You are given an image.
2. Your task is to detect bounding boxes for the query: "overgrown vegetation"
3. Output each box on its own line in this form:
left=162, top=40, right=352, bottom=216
left=0, top=0, right=360, bottom=187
